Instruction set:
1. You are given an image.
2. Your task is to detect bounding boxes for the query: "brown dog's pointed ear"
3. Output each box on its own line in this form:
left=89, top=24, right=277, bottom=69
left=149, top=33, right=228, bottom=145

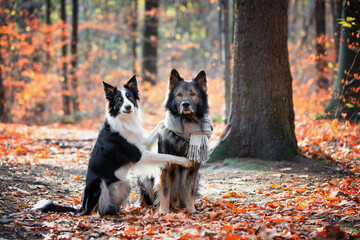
left=193, top=70, right=207, bottom=92
left=124, top=75, right=139, bottom=100
left=169, top=69, right=184, bottom=90
left=103, top=81, right=117, bottom=99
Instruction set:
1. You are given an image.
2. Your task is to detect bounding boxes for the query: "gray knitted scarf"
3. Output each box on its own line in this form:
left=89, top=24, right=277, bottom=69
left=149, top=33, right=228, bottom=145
left=164, top=111, right=213, bottom=163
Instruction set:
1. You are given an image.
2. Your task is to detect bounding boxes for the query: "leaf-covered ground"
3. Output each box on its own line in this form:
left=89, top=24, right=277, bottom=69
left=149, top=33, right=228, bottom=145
left=0, top=121, right=359, bottom=240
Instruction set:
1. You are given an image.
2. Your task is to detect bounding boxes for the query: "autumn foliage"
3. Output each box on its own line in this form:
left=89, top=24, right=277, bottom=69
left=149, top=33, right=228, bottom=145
left=1, top=1, right=360, bottom=239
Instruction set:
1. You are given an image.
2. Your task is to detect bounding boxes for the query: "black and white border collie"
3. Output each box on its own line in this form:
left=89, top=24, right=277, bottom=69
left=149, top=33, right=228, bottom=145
left=34, top=76, right=191, bottom=216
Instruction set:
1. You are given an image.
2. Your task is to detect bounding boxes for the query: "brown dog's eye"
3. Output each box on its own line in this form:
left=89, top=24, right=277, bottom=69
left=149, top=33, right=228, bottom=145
left=177, top=92, right=183, bottom=97
left=190, top=92, right=196, bottom=97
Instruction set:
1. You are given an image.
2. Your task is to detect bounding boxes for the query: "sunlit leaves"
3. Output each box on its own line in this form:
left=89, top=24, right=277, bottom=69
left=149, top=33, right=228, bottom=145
left=338, top=17, right=356, bottom=28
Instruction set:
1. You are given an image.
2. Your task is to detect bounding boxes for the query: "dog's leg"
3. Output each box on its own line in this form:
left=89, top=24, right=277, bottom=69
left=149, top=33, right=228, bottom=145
left=184, top=164, right=200, bottom=213
left=98, top=180, right=131, bottom=216
left=138, top=177, right=156, bottom=206
left=140, top=150, right=192, bottom=167
left=159, top=170, right=171, bottom=213
left=143, top=122, right=163, bottom=149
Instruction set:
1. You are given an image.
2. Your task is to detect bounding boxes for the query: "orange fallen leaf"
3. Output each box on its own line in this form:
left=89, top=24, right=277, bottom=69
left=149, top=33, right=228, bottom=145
left=129, top=193, right=136, bottom=199
left=269, top=183, right=279, bottom=188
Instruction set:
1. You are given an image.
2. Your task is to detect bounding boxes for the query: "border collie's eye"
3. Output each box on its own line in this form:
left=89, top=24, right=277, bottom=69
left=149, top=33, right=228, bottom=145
left=177, top=92, right=183, bottom=97
left=118, top=97, right=123, bottom=102
left=126, top=93, right=132, bottom=99
left=190, top=92, right=196, bottom=97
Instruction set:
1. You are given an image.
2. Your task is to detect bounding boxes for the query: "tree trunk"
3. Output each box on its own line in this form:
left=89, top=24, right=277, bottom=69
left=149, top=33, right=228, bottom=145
left=220, top=0, right=231, bottom=123
left=210, top=0, right=298, bottom=161
left=142, top=0, right=159, bottom=85
left=315, top=0, right=329, bottom=89
left=0, top=2, right=7, bottom=122
left=61, top=0, right=71, bottom=116
left=0, top=40, right=6, bottom=123
left=331, top=0, right=344, bottom=63
left=71, top=0, right=79, bottom=115
left=300, top=1, right=314, bottom=47
left=131, top=0, right=138, bottom=74
left=45, top=0, right=51, bottom=71
left=325, top=0, right=360, bottom=122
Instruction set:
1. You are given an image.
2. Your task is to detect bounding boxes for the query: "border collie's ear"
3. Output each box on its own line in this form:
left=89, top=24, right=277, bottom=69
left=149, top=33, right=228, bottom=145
left=124, top=75, right=139, bottom=100
left=169, top=69, right=184, bottom=90
left=103, top=81, right=117, bottom=99
left=193, top=70, right=207, bottom=92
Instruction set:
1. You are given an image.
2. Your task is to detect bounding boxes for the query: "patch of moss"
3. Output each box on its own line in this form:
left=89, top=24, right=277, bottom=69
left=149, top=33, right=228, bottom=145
left=223, top=158, right=273, bottom=172
left=209, top=139, right=229, bottom=162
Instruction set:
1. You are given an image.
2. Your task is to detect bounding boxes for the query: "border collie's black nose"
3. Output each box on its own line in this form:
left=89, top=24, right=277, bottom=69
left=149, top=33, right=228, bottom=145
left=125, top=105, right=132, bottom=110
left=182, top=101, right=190, bottom=108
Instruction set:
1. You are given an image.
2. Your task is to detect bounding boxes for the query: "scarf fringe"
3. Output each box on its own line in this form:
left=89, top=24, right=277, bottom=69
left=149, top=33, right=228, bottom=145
left=187, top=134, right=210, bottom=163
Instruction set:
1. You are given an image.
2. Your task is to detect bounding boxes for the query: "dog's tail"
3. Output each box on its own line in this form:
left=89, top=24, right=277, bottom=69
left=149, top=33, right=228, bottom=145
left=33, top=199, right=79, bottom=214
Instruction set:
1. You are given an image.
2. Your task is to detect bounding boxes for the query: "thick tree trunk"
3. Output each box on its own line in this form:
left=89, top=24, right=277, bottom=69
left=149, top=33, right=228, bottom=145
left=61, top=0, right=71, bottom=116
left=325, top=0, right=360, bottom=122
left=220, top=0, right=231, bottom=123
left=315, top=0, right=329, bottom=89
left=71, top=0, right=79, bottom=115
left=142, top=0, right=159, bottom=85
left=210, top=0, right=298, bottom=161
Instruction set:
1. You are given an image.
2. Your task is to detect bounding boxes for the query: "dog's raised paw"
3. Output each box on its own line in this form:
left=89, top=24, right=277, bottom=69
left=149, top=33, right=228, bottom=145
left=181, top=158, right=193, bottom=168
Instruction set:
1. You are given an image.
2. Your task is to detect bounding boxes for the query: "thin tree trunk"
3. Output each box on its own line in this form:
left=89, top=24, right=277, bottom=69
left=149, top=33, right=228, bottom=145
left=315, top=0, right=329, bottom=89
left=211, top=0, right=298, bottom=161
left=331, top=0, right=343, bottom=63
left=61, top=0, right=70, bottom=116
left=220, top=0, right=231, bottom=123
left=0, top=1, right=8, bottom=122
left=0, top=39, right=6, bottom=123
left=71, top=0, right=79, bottom=115
left=131, top=0, right=138, bottom=74
left=300, top=1, right=314, bottom=47
left=142, top=0, right=159, bottom=85
left=325, top=0, right=360, bottom=122
left=45, top=0, right=51, bottom=71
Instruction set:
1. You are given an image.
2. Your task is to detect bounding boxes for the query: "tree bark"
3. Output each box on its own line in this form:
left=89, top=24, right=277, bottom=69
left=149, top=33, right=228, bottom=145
left=220, top=0, right=231, bottom=123
left=315, top=0, right=329, bottom=89
left=210, top=0, right=298, bottom=161
left=71, top=0, right=79, bottom=115
left=325, top=0, right=360, bottom=122
left=61, top=0, right=71, bottom=116
left=142, top=0, right=159, bottom=85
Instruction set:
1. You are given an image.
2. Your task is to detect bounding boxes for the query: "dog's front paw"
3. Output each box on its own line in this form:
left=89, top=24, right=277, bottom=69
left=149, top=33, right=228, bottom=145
left=186, top=205, right=197, bottom=214
left=158, top=207, right=170, bottom=214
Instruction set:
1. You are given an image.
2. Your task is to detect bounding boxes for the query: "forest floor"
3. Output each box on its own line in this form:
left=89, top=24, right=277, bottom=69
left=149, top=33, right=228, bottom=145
left=0, top=123, right=359, bottom=239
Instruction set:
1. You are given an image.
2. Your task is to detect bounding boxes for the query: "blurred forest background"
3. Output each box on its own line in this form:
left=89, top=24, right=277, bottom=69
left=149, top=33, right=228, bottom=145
left=0, top=0, right=356, bottom=127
